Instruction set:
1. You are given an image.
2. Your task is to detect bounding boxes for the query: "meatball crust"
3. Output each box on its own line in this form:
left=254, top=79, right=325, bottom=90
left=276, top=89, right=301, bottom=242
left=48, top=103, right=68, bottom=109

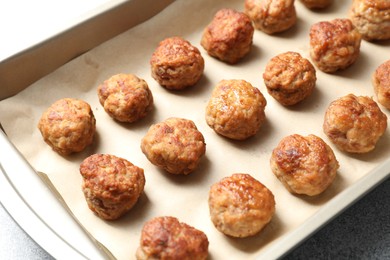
left=309, top=18, right=362, bottom=73
left=136, top=216, right=209, bottom=260
left=97, top=73, right=153, bottom=123
left=201, top=8, right=254, bottom=64
left=244, top=0, right=297, bottom=34
left=38, top=98, right=96, bottom=155
left=208, top=173, right=275, bottom=238
left=150, top=37, right=204, bottom=90
left=270, top=134, right=339, bottom=196
left=300, top=0, right=332, bottom=9
left=80, top=154, right=145, bottom=220
left=141, top=117, right=206, bottom=175
left=205, top=79, right=267, bottom=140
left=323, top=94, right=387, bottom=153
left=372, top=60, right=390, bottom=109
left=349, top=0, right=390, bottom=41
left=263, top=51, right=316, bottom=106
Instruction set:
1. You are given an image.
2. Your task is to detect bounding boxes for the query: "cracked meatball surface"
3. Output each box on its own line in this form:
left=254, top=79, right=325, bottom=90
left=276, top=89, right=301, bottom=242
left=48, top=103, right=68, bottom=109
left=373, top=60, right=390, bottom=109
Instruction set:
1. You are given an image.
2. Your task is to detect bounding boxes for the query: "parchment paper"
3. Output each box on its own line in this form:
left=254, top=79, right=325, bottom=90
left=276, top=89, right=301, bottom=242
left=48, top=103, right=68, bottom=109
left=1, top=0, right=389, bottom=259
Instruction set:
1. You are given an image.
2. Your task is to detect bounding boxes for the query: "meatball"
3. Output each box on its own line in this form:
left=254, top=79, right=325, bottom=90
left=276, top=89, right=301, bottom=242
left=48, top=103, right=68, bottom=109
left=205, top=79, right=267, bottom=140
left=263, top=51, right=316, bottom=106
left=323, top=94, right=387, bottom=153
left=150, top=37, right=204, bottom=90
left=80, top=154, right=145, bottom=220
left=349, top=0, right=390, bottom=41
left=244, top=0, right=297, bottom=34
left=300, top=0, right=332, bottom=9
left=136, top=216, right=209, bottom=260
left=208, top=173, right=275, bottom=238
left=309, top=18, right=362, bottom=73
left=140, top=117, right=206, bottom=175
left=372, top=60, right=390, bottom=109
left=37, top=98, right=96, bottom=155
left=201, top=8, right=254, bottom=64
left=97, top=73, right=153, bottom=123
left=270, top=134, right=339, bottom=196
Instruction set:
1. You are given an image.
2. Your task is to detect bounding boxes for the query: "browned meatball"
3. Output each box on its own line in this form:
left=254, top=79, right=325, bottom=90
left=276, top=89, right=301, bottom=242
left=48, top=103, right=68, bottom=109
left=97, top=73, right=153, bottom=123
left=300, top=0, right=332, bottom=9
left=80, top=154, right=145, bottom=220
left=309, top=18, right=362, bottom=73
left=37, top=98, right=96, bottom=155
left=201, top=8, right=254, bottom=64
left=270, top=134, right=339, bottom=196
left=140, top=117, right=206, bottom=175
left=150, top=37, right=204, bottom=90
left=263, top=51, right=316, bottom=106
left=244, top=0, right=297, bottom=34
left=136, top=216, right=209, bottom=260
left=349, top=0, right=390, bottom=41
left=323, top=94, right=387, bottom=153
left=208, top=173, right=275, bottom=238
left=372, top=60, right=390, bottom=109
left=205, top=79, right=267, bottom=140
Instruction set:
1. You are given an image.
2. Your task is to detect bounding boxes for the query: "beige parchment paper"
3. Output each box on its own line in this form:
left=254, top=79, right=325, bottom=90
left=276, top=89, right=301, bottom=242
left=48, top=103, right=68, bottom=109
left=1, top=0, right=389, bottom=259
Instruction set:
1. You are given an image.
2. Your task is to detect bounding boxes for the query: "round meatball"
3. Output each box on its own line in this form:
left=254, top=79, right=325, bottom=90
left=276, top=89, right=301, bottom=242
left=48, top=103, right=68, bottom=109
left=97, top=73, right=153, bottom=123
left=37, top=98, right=96, bottom=155
left=349, top=0, right=390, bottom=41
left=263, top=51, right=316, bottom=106
left=201, top=8, right=254, bottom=64
left=136, top=216, right=209, bottom=260
left=323, top=94, right=387, bottom=153
left=140, top=117, right=206, bottom=175
left=208, top=173, right=275, bottom=238
left=309, top=18, right=362, bottom=73
left=270, top=134, right=339, bottom=196
left=150, top=37, right=204, bottom=90
left=80, top=154, right=145, bottom=220
left=372, top=60, right=390, bottom=109
left=205, top=79, right=267, bottom=140
left=300, top=0, right=332, bottom=9
left=244, top=0, right=297, bottom=34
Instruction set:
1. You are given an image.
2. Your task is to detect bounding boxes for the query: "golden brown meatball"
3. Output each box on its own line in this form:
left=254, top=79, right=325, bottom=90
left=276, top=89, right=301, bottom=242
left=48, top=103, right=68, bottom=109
left=270, top=134, right=339, bottom=196
left=300, top=0, right=332, bottom=9
left=263, top=51, right=316, bottom=106
left=201, top=8, right=254, bottom=64
left=208, top=173, right=275, bottom=238
left=136, top=216, right=209, bottom=260
left=323, top=94, right=387, bottom=153
left=97, top=73, right=153, bottom=123
left=309, top=18, right=362, bottom=73
left=205, top=79, right=267, bottom=140
left=80, top=154, right=145, bottom=220
left=244, top=0, right=297, bottom=34
left=372, top=60, right=390, bottom=109
left=37, top=98, right=96, bottom=156
left=150, top=37, right=204, bottom=90
left=140, top=117, right=206, bottom=175
left=349, top=0, right=390, bottom=41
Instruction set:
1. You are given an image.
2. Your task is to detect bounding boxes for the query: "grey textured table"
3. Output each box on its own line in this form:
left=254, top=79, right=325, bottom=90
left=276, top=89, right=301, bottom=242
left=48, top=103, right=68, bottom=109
left=1, top=178, right=389, bottom=260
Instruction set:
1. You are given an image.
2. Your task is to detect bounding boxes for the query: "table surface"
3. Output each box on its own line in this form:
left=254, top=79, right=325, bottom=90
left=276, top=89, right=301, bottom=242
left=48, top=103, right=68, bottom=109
left=1, top=178, right=389, bottom=260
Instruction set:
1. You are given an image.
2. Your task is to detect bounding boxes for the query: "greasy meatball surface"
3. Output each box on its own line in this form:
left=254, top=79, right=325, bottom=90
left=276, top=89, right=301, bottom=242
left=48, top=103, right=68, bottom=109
left=349, top=0, right=390, bottom=41
left=208, top=173, right=275, bottom=238
left=300, top=0, right=332, bottom=9
left=372, top=60, right=390, bottom=109
left=38, top=98, right=96, bottom=155
left=244, top=0, right=297, bottom=34
left=141, top=117, right=206, bottom=175
left=309, top=18, right=362, bottom=73
left=263, top=51, right=316, bottom=106
left=80, top=154, right=145, bottom=220
left=323, top=94, right=387, bottom=153
left=270, top=134, right=339, bottom=196
left=201, top=8, right=254, bottom=64
left=205, top=79, right=267, bottom=140
left=136, top=216, right=209, bottom=260
left=150, top=37, right=204, bottom=90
